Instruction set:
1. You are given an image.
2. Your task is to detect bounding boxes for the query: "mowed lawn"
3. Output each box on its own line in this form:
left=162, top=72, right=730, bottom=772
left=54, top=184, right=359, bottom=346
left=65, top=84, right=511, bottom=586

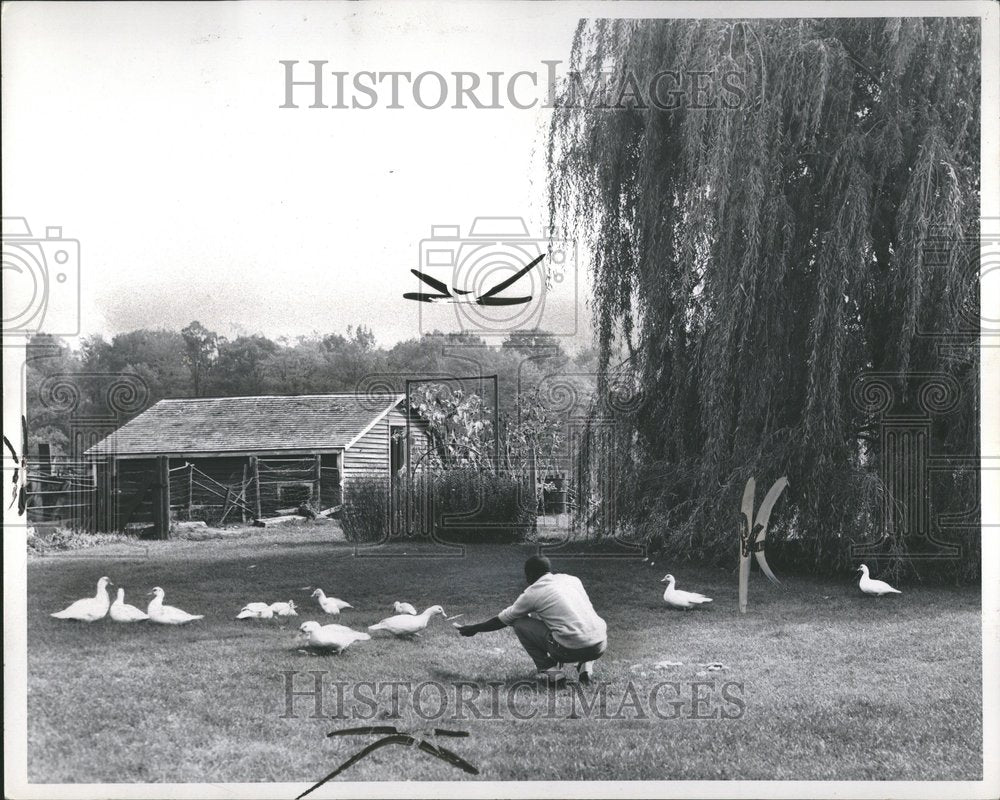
left=25, top=523, right=982, bottom=784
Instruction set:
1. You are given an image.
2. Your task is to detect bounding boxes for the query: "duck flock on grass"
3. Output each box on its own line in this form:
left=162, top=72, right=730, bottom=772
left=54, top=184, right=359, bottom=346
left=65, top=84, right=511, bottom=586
left=48, top=575, right=461, bottom=653
left=50, top=578, right=203, bottom=625
left=49, top=563, right=901, bottom=651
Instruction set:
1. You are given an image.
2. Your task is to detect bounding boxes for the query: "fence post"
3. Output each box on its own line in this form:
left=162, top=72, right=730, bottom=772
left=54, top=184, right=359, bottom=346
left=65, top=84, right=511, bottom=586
left=241, top=463, right=248, bottom=524
left=314, top=455, right=322, bottom=509
left=89, top=461, right=98, bottom=533
left=109, top=457, right=119, bottom=532
left=96, top=461, right=106, bottom=532
left=250, top=456, right=261, bottom=520
left=528, top=448, right=538, bottom=515
left=154, top=456, right=170, bottom=540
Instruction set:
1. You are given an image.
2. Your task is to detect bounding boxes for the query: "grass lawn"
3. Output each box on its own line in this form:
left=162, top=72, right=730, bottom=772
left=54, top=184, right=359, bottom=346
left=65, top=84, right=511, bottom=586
left=26, top=522, right=982, bottom=784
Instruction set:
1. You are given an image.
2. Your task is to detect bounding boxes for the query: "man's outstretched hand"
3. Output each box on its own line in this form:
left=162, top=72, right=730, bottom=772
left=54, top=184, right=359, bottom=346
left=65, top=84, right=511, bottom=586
left=454, top=617, right=506, bottom=637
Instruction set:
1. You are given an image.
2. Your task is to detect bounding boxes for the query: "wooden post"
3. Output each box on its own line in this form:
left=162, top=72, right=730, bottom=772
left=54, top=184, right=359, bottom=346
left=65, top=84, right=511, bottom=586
left=89, top=461, right=98, bottom=532
left=241, top=463, right=248, bottom=524
left=528, top=448, right=538, bottom=515
left=314, top=454, right=322, bottom=509
left=154, top=456, right=170, bottom=540
left=109, top=457, right=118, bottom=532
left=96, top=461, right=105, bottom=532
left=38, top=443, right=52, bottom=476
left=187, top=463, right=194, bottom=520
left=220, top=487, right=233, bottom=524
left=250, top=455, right=261, bottom=519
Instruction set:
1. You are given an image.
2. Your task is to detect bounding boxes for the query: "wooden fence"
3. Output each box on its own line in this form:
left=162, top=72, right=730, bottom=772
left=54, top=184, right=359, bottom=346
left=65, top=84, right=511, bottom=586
left=25, top=455, right=341, bottom=538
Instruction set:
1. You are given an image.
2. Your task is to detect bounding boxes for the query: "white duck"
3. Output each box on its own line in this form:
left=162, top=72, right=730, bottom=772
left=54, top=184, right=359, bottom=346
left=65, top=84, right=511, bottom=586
left=393, top=601, right=418, bottom=615
left=269, top=600, right=298, bottom=617
left=109, top=587, right=148, bottom=622
left=661, top=574, right=713, bottom=610
left=51, top=576, right=112, bottom=622
left=368, top=605, right=446, bottom=637
left=299, top=621, right=370, bottom=653
left=236, top=602, right=274, bottom=620
left=857, top=565, right=902, bottom=597
left=147, top=587, right=204, bottom=625
left=311, top=588, right=353, bottom=615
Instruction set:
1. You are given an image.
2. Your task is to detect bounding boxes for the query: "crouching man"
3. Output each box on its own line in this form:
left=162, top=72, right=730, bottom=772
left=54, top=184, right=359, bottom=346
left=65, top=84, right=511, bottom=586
left=456, top=555, right=607, bottom=685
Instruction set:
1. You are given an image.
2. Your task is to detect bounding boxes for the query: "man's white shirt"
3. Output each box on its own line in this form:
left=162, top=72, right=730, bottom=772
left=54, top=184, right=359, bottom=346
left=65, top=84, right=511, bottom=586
left=498, top=573, right=607, bottom=649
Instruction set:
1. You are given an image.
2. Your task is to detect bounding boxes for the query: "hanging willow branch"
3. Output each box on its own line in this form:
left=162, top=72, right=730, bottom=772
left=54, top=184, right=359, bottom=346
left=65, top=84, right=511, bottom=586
left=547, top=18, right=980, bottom=579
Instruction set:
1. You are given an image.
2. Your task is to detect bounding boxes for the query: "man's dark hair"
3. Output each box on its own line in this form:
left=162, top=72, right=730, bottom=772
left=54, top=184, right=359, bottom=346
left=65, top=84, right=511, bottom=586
left=524, top=555, right=552, bottom=584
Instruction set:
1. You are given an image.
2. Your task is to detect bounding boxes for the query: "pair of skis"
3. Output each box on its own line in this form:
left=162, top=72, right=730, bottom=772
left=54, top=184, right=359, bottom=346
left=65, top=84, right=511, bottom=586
left=738, top=476, right=788, bottom=613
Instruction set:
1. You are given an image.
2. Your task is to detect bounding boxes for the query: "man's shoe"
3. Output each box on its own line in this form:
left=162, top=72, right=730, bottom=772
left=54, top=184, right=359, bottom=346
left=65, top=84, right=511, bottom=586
left=577, top=661, right=593, bottom=685
left=536, top=667, right=566, bottom=687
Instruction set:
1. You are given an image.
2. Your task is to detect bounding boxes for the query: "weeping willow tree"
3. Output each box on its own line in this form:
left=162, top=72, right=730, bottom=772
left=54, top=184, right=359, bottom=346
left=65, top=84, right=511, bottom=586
left=547, top=18, right=980, bottom=579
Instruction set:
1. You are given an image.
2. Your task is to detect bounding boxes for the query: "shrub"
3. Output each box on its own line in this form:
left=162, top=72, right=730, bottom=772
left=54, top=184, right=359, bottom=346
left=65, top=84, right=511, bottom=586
left=341, top=469, right=536, bottom=545
left=414, top=468, right=535, bottom=544
left=340, top=476, right=391, bottom=543
left=27, top=526, right=135, bottom=553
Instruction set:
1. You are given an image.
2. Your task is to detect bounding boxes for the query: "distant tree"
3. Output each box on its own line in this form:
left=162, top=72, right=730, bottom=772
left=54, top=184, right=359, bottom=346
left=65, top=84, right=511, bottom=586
left=349, top=324, right=377, bottom=353
left=263, top=337, right=327, bottom=395
left=81, top=329, right=191, bottom=403
left=181, top=321, right=218, bottom=397
left=320, top=326, right=388, bottom=392
left=25, top=335, right=82, bottom=459
left=209, top=335, right=278, bottom=396
left=386, top=332, right=484, bottom=378
left=502, top=330, right=568, bottom=360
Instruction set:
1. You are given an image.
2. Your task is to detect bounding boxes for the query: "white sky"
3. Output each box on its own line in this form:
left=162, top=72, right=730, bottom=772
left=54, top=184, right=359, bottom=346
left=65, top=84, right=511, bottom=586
left=2, top=0, right=589, bottom=348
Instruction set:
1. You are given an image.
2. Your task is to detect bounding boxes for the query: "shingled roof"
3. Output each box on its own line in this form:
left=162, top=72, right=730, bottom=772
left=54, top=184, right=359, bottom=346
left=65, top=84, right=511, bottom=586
left=85, top=393, right=405, bottom=457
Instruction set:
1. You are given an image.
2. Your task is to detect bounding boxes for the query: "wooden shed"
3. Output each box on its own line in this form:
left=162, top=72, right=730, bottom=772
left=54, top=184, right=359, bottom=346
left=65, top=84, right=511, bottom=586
left=84, top=393, right=432, bottom=533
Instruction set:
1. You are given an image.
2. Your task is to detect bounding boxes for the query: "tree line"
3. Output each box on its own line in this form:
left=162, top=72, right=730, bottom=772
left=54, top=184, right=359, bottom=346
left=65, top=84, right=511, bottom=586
left=26, top=325, right=597, bottom=474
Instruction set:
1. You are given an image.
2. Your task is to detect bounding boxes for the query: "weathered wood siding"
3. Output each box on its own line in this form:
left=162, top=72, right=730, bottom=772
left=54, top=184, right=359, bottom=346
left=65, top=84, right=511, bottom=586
left=341, top=407, right=432, bottom=484
left=113, top=457, right=157, bottom=528
left=103, top=453, right=344, bottom=529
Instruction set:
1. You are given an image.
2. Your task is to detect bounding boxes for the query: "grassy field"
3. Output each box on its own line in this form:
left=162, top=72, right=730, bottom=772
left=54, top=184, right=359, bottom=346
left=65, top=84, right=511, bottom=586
left=26, top=522, right=982, bottom=784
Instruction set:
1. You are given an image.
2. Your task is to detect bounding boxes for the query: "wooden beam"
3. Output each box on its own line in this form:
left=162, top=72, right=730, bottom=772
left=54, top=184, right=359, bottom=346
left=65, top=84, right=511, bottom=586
left=219, top=487, right=234, bottom=525
left=314, top=454, right=322, bottom=509
left=241, top=462, right=248, bottom=524
left=89, top=461, right=98, bottom=532
left=189, top=475, right=256, bottom=517
left=154, top=456, right=170, bottom=540
left=528, top=448, right=538, bottom=513
left=110, top=457, right=118, bottom=532
left=253, top=514, right=306, bottom=527
left=250, top=455, right=262, bottom=519
left=99, top=448, right=346, bottom=460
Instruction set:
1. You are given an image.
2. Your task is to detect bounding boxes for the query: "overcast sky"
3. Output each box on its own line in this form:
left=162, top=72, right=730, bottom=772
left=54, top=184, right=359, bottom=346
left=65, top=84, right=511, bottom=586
left=2, top=1, right=592, bottom=349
